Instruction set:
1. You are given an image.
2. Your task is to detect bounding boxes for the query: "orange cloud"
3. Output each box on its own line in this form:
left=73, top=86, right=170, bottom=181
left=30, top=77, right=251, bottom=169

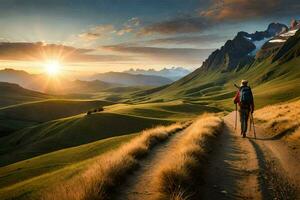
left=0, top=42, right=132, bottom=63
left=201, top=0, right=280, bottom=21
left=137, top=17, right=209, bottom=36
left=78, top=25, right=115, bottom=41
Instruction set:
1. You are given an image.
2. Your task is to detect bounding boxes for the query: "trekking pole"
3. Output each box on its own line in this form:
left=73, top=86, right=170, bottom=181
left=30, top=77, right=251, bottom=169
left=249, top=113, right=252, bottom=132
left=251, top=113, right=256, bottom=139
left=235, top=104, right=237, bottom=131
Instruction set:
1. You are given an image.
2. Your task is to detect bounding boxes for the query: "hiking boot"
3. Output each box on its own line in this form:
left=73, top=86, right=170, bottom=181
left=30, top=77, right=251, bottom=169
left=243, top=133, right=246, bottom=138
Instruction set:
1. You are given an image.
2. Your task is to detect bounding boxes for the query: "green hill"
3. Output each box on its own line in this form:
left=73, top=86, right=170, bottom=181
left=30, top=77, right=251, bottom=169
left=0, top=99, right=114, bottom=136
left=0, top=111, right=171, bottom=166
left=0, top=99, right=113, bottom=122
left=0, top=133, right=137, bottom=200
left=106, top=100, right=221, bottom=121
left=0, top=82, right=50, bottom=108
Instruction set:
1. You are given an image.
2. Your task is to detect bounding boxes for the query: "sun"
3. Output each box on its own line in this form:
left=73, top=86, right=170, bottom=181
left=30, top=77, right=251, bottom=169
left=44, top=60, right=61, bottom=76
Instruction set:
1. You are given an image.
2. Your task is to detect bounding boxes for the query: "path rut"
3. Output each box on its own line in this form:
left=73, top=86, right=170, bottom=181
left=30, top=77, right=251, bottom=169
left=200, top=112, right=299, bottom=200
left=200, top=116, right=261, bottom=200
left=114, top=130, right=186, bottom=200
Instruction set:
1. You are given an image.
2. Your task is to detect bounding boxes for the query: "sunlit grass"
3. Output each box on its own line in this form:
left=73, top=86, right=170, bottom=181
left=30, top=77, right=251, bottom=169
left=255, top=100, right=300, bottom=141
left=41, top=122, right=188, bottom=200
left=153, top=114, right=223, bottom=199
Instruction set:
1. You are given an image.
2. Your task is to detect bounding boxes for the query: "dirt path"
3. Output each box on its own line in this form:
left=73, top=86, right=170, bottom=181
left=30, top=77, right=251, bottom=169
left=114, top=130, right=186, bottom=200
left=200, top=115, right=262, bottom=200
left=200, top=112, right=299, bottom=200
left=113, top=113, right=300, bottom=200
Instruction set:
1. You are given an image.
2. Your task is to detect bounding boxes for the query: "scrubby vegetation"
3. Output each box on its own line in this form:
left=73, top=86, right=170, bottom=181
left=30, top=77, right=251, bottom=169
left=153, top=114, right=223, bottom=200
left=86, top=107, right=104, bottom=115
left=255, top=100, right=300, bottom=140
left=42, top=122, right=188, bottom=200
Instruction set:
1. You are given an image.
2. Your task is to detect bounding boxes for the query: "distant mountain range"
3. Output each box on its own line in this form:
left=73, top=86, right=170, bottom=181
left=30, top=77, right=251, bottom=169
left=0, top=68, right=121, bottom=94
left=123, top=67, right=191, bottom=80
left=0, top=69, right=174, bottom=94
left=86, top=71, right=173, bottom=86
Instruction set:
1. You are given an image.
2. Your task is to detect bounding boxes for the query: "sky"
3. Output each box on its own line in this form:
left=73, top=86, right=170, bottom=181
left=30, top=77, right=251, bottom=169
left=0, top=0, right=299, bottom=74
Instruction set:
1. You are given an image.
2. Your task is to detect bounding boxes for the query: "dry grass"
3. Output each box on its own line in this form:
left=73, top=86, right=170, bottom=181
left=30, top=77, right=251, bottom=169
left=255, top=100, right=300, bottom=141
left=42, top=122, right=188, bottom=200
left=153, top=114, right=223, bottom=200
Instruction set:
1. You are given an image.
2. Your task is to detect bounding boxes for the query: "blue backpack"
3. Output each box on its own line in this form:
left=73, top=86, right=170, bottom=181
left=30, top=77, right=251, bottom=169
left=240, top=86, right=253, bottom=106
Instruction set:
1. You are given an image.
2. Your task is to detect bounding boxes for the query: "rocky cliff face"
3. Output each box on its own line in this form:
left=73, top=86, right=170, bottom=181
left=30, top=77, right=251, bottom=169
left=256, top=20, right=299, bottom=61
left=290, top=19, right=300, bottom=30
left=272, top=29, right=300, bottom=63
left=201, top=23, right=288, bottom=72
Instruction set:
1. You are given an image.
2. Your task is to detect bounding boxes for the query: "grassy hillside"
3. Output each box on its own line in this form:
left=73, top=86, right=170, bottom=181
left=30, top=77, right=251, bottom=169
left=0, top=99, right=114, bottom=136
left=105, top=100, right=221, bottom=121
left=0, top=133, right=137, bottom=200
left=0, top=99, right=113, bottom=122
left=255, top=99, right=300, bottom=141
left=133, top=57, right=300, bottom=111
left=0, top=82, right=50, bottom=108
left=0, top=111, right=171, bottom=166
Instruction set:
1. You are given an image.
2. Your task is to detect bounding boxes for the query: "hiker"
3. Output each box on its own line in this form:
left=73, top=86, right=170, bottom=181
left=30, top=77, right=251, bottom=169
left=234, top=80, right=254, bottom=138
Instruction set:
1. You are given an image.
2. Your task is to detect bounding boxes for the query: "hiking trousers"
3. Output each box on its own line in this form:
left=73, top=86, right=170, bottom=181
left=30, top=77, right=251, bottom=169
left=239, top=108, right=250, bottom=134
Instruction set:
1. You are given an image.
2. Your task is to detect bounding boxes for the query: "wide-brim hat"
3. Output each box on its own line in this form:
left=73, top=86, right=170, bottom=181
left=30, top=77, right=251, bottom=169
left=240, top=80, right=248, bottom=86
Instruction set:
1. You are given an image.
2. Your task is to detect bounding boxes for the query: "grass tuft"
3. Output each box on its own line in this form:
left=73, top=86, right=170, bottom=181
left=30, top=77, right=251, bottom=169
left=42, top=122, right=188, bottom=200
left=255, top=100, right=300, bottom=140
left=153, top=114, right=223, bottom=200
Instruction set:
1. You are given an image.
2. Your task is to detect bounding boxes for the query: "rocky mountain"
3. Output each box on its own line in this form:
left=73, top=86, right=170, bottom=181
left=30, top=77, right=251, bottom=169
left=272, top=29, right=300, bottom=63
left=290, top=19, right=300, bottom=30
left=124, top=67, right=191, bottom=80
left=132, top=20, right=300, bottom=106
left=87, top=72, right=173, bottom=86
left=201, top=22, right=288, bottom=72
left=257, top=20, right=300, bottom=61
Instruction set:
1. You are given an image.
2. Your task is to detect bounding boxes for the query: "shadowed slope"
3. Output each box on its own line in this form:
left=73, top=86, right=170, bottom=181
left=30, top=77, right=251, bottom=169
left=0, top=112, right=172, bottom=166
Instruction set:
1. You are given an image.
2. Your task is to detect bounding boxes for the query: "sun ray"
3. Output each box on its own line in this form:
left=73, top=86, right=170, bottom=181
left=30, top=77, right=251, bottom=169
left=44, top=60, right=61, bottom=76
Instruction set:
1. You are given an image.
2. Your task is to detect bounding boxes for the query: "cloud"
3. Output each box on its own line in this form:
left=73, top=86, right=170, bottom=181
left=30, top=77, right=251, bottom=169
left=0, top=42, right=133, bottom=62
left=102, top=44, right=214, bottom=65
left=200, top=0, right=280, bottom=21
left=117, top=17, right=141, bottom=36
left=200, top=0, right=300, bottom=21
left=136, top=0, right=299, bottom=36
left=79, top=18, right=141, bottom=40
left=78, top=25, right=115, bottom=41
left=142, top=35, right=229, bottom=46
left=137, top=17, right=211, bottom=36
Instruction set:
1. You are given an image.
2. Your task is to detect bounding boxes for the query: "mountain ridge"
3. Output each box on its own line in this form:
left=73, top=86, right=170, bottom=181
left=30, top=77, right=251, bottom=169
left=87, top=71, right=173, bottom=86
left=201, top=22, right=288, bottom=72
left=124, top=67, right=191, bottom=80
